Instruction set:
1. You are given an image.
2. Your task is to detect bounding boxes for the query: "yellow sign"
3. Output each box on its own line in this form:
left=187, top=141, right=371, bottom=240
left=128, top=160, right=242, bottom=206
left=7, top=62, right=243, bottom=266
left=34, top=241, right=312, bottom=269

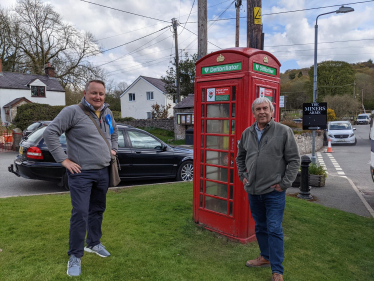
left=254, top=7, right=262, bottom=25
left=19, top=146, right=23, bottom=155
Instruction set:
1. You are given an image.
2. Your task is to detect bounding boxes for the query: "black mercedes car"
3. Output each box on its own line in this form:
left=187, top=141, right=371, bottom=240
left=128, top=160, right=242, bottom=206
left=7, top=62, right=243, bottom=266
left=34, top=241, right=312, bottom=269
left=9, top=124, right=193, bottom=190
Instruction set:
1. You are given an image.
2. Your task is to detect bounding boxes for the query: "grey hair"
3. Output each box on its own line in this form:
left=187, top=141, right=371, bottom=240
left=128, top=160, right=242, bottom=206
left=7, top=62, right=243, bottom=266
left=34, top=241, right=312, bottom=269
left=85, top=79, right=106, bottom=92
left=251, top=97, right=274, bottom=113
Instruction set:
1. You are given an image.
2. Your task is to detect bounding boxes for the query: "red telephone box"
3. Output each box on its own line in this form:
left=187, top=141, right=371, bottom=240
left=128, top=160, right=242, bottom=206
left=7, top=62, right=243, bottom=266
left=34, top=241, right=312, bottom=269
left=193, top=47, right=281, bottom=243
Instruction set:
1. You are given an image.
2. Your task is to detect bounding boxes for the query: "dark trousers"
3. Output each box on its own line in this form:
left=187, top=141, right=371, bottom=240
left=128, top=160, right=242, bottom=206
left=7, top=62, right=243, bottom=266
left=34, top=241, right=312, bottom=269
left=67, top=167, right=109, bottom=258
left=248, top=190, right=286, bottom=274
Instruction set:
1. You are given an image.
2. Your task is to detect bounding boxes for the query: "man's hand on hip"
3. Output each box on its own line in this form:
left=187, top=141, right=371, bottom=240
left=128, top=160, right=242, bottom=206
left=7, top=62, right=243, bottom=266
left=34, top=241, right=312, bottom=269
left=62, top=159, right=81, bottom=174
left=242, top=178, right=249, bottom=185
left=111, top=150, right=116, bottom=156
left=271, top=183, right=283, bottom=192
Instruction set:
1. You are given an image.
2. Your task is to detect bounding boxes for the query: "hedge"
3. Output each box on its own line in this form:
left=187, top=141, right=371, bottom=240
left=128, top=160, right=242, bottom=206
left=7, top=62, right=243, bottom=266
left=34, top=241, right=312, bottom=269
left=14, top=103, right=65, bottom=130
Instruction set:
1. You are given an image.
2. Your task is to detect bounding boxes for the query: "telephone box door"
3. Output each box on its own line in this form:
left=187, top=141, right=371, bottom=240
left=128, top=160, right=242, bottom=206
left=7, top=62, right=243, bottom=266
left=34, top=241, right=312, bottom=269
left=194, top=78, right=242, bottom=235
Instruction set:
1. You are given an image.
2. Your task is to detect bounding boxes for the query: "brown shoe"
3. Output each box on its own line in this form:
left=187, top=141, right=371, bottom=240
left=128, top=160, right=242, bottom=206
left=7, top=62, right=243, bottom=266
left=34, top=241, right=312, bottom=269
left=245, top=255, right=271, bottom=267
left=272, top=273, right=283, bottom=281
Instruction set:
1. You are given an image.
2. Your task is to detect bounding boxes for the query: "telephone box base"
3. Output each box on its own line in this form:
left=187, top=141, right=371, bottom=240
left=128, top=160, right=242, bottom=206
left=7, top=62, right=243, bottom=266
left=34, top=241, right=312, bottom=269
left=201, top=225, right=257, bottom=244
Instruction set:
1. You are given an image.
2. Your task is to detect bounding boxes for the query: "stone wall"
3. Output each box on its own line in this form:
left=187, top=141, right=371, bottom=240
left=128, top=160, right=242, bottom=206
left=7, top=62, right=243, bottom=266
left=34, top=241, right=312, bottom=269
left=117, top=119, right=174, bottom=131
left=294, top=132, right=324, bottom=155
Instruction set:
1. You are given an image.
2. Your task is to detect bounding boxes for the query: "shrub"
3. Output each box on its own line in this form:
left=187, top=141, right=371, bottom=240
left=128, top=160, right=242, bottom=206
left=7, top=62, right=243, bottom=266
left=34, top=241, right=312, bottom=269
left=327, top=108, right=336, bottom=122
left=308, top=163, right=327, bottom=177
left=13, top=103, right=65, bottom=130
left=116, top=117, right=135, bottom=122
left=111, top=111, right=121, bottom=119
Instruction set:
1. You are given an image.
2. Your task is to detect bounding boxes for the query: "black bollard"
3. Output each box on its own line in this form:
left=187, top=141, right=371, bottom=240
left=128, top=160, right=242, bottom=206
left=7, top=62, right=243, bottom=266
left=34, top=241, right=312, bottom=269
left=297, top=155, right=313, bottom=200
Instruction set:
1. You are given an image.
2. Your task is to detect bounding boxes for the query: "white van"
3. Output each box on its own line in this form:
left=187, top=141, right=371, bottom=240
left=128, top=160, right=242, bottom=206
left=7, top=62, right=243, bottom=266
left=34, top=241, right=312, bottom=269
left=356, top=113, right=370, bottom=125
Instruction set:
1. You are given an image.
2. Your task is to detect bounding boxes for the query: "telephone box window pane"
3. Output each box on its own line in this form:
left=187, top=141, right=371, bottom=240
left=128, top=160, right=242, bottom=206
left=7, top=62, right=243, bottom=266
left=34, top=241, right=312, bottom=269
left=201, top=165, right=204, bottom=177
left=200, top=195, right=203, bottom=208
left=205, top=196, right=227, bottom=214
left=201, top=135, right=204, bottom=148
left=230, top=153, right=234, bottom=167
left=206, top=120, right=230, bottom=134
left=206, top=181, right=228, bottom=198
left=201, top=120, right=205, bottom=133
left=232, top=86, right=236, bottom=101
left=207, top=104, right=230, bottom=118
left=231, top=120, right=235, bottom=135
left=202, top=89, right=205, bottom=102
left=206, top=151, right=229, bottom=166
left=200, top=180, right=204, bottom=192
left=206, top=166, right=228, bottom=182
left=229, top=185, right=233, bottom=199
left=206, top=136, right=229, bottom=150
left=229, top=202, right=233, bottom=216
left=201, top=150, right=204, bottom=163
left=231, top=103, right=235, bottom=117
left=201, top=105, right=205, bottom=117
left=230, top=169, right=234, bottom=184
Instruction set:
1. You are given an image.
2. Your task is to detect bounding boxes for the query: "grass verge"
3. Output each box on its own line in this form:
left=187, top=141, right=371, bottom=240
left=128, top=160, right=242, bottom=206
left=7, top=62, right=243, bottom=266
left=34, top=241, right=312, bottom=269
left=139, top=127, right=186, bottom=146
left=0, top=182, right=373, bottom=280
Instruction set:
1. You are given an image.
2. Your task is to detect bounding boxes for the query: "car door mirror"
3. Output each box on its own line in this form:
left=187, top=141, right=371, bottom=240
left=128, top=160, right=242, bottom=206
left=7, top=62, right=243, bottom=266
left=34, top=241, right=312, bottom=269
left=353, top=128, right=356, bottom=131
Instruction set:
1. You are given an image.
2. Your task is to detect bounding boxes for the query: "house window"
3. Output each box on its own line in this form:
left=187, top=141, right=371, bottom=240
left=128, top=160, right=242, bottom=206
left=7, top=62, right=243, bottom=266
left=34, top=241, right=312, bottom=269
left=173, top=95, right=178, bottom=103
left=31, top=86, right=46, bottom=97
left=147, top=112, right=152, bottom=119
left=146, top=91, right=154, bottom=100
left=129, top=93, right=135, bottom=101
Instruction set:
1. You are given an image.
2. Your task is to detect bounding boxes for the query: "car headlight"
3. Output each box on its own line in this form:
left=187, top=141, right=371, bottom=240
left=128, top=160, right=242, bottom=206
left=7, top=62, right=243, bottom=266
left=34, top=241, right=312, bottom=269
left=349, top=133, right=355, bottom=138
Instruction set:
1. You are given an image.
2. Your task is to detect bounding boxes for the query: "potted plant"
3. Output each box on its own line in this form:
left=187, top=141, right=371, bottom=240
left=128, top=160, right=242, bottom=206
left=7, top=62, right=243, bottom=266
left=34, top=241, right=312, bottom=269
left=308, top=163, right=327, bottom=187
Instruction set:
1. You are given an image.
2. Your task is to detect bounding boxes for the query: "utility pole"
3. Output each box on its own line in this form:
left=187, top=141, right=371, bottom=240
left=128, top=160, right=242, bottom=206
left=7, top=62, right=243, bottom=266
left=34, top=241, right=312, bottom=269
left=247, top=0, right=263, bottom=49
left=172, top=18, right=180, bottom=103
left=235, top=0, right=242, bottom=47
left=198, top=0, right=207, bottom=59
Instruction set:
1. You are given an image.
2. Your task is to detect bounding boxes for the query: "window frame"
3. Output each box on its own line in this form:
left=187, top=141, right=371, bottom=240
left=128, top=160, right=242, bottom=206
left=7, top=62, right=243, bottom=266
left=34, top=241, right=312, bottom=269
left=31, top=86, right=46, bottom=98
left=146, top=91, right=154, bottom=100
left=129, top=93, right=136, bottom=102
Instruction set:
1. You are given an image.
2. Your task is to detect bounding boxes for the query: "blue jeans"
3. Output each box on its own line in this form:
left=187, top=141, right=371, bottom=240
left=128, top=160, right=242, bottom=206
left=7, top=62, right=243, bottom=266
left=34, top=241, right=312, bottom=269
left=67, top=167, right=109, bottom=258
left=248, top=190, right=286, bottom=274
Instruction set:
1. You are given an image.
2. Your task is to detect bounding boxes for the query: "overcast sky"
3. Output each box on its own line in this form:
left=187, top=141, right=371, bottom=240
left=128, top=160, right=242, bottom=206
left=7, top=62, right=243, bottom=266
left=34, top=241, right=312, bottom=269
left=2, top=0, right=374, bottom=86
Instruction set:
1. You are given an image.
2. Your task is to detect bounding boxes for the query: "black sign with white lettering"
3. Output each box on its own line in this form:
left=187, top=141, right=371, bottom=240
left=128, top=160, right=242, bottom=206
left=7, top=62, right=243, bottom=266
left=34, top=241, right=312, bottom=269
left=303, top=102, right=327, bottom=130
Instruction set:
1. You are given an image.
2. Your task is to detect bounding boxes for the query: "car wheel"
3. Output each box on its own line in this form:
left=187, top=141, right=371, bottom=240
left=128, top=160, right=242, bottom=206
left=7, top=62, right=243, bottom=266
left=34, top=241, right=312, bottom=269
left=62, top=172, right=69, bottom=191
left=176, top=161, right=193, bottom=181
left=352, top=138, right=357, bottom=146
left=371, top=167, right=374, bottom=183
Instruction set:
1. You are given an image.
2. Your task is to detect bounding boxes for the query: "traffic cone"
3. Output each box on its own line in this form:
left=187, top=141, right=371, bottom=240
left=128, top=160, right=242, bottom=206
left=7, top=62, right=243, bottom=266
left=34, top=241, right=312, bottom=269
left=326, top=137, right=333, bottom=153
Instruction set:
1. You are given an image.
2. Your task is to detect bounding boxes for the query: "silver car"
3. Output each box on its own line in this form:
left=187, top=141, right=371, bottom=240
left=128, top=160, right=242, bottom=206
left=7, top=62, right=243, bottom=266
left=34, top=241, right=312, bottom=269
left=327, top=121, right=356, bottom=145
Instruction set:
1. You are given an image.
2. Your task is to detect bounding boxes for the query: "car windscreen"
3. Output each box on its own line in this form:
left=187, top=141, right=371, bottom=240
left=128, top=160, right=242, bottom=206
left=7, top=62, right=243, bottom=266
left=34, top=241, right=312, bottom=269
left=329, top=123, right=352, bottom=130
left=358, top=116, right=368, bottom=119
left=26, top=122, right=41, bottom=131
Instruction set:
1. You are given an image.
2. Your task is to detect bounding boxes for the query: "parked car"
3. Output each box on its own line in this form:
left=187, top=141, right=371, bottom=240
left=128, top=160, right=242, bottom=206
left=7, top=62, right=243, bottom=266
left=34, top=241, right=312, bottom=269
left=22, top=121, right=51, bottom=139
left=327, top=121, right=356, bottom=145
left=8, top=124, right=194, bottom=190
left=355, top=113, right=370, bottom=125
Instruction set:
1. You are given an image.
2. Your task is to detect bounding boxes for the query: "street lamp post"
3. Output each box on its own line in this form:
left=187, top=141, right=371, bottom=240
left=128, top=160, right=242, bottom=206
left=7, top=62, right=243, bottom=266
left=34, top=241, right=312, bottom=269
left=311, top=6, right=354, bottom=163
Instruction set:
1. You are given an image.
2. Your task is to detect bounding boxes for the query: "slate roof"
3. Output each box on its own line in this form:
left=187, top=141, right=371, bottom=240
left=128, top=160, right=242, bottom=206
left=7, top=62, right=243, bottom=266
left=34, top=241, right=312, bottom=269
left=140, top=76, right=166, bottom=93
left=174, top=94, right=195, bottom=109
left=3, top=97, right=32, bottom=108
left=0, top=72, right=65, bottom=92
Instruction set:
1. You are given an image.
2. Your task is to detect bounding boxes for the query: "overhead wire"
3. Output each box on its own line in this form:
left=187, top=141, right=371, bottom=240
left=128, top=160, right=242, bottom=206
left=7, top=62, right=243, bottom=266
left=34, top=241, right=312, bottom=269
left=79, top=0, right=170, bottom=23
left=179, top=0, right=195, bottom=36
left=181, top=0, right=374, bottom=23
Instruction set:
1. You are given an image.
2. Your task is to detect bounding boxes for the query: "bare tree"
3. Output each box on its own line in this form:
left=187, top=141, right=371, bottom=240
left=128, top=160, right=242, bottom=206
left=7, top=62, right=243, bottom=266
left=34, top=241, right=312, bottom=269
left=323, top=94, right=360, bottom=119
left=10, top=0, right=102, bottom=88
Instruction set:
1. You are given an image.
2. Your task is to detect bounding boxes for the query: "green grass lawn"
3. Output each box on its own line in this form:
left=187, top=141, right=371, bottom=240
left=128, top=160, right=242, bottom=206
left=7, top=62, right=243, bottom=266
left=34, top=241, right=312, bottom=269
left=138, top=127, right=186, bottom=146
left=1, top=182, right=373, bottom=280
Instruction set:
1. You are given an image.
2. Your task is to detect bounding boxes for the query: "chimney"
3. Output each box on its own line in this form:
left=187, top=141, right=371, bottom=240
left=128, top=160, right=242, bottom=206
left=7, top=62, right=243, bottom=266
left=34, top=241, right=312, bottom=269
left=45, top=62, right=55, bottom=77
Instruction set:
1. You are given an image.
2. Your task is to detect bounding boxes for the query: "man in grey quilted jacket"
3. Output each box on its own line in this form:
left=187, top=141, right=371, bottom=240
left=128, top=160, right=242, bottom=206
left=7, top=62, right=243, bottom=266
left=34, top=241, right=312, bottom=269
left=44, top=80, right=118, bottom=277
left=236, top=97, right=300, bottom=281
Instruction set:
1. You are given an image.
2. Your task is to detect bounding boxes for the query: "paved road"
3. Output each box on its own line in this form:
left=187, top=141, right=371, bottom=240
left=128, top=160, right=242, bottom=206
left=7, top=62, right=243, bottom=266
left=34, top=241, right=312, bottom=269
left=0, top=151, right=175, bottom=198
left=320, top=123, right=374, bottom=210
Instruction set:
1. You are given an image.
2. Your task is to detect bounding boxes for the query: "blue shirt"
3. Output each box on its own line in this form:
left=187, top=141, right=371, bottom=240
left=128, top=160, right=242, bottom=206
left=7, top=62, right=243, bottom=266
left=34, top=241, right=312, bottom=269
left=255, top=122, right=264, bottom=144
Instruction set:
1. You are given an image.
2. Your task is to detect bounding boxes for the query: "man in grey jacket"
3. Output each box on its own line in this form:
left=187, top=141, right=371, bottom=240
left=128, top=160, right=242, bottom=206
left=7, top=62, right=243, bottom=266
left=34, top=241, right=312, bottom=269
left=44, top=80, right=118, bottom=277
left=236, top=97, right=300, bottom=281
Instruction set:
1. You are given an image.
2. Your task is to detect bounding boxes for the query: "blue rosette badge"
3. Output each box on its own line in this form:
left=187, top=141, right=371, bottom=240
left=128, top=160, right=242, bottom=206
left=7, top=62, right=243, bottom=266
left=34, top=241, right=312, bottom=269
left=106, top=114, right=114, bottom=135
